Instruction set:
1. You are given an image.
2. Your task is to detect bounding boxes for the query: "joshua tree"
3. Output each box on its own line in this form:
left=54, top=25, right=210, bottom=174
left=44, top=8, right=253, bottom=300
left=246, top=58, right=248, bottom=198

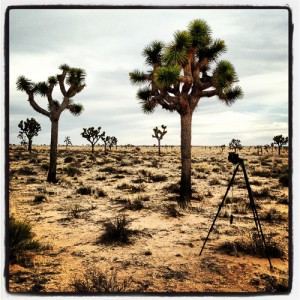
left=81, top=127, right=105, bottom=154
left=16, top=64, right=85, bottom=183
left=220, top=144, right=226, bottom=152
left=17, top=132, right=27, bottom=147
left=229, top=139, right=243, bottom=153
left=255, top=145, right=263, bottom=155
left=152, top=125, right=167, bottom=156
left=108, top=136, right=118, bottom=151
left=273, top=135, right=288, bottom=155
left=64, top=136, right=72, bottom=150
left=264, top=144, right=270, bottom=153
left=18, top=118, right=41, bottom=153
left=129, top=19, right=243, bottom=206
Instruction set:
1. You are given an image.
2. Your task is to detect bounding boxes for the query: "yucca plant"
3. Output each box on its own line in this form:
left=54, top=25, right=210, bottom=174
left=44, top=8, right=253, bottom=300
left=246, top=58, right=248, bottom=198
left=16, top=64, right=86, bottom=183
left=81, top=127, right=105, bottom=154
left=130, top=19, right=243, bottom=207
left=229, top=139, right=243, bottom=153
left=18, top=118, right=41, bottom=153
left=152, top=125, right=167, bottom=156
left=64, top=136, right=72, bottom=150
left=273, top=134, right=288, bottom=155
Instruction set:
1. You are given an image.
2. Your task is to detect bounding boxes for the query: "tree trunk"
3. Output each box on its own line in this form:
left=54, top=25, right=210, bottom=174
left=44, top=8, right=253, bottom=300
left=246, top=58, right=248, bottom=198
left=47, top=120, right=59, bottom=183
left=158, top=140, right=161, bottom=156
left=92, top=143, right=95, bottom=154
left=179, top=112, right=192, bottom=207
left=28, top=139, right=32, bottom=153
left=278, top=145, right=281, bottom=155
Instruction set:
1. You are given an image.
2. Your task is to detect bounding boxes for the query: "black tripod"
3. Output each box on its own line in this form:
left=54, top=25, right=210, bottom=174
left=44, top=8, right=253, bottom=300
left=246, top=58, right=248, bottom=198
left=199, top=153, right=273, bottom=270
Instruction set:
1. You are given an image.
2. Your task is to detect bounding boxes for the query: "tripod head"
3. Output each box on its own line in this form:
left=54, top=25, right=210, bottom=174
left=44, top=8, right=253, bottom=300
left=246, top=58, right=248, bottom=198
left=228, top=152, right=244, bottom=165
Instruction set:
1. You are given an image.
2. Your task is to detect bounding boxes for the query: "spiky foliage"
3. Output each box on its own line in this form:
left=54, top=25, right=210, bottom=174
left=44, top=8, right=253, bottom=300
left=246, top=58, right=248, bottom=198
left=130, top=19, right=243, bottom=207
left=16, top=64, right=86, bottom=183
left=64, top=136, right=72, bottom=150
left=107, top=136, right=118, bottom=151
left=18, top=118, right=41, bottom=153
left=273, top=135, right=288, bottom=155
left=152, top=125, right=167, bottom=156
left=81, top=127, right=105, bottom=154
left=229, top=139, right=243, bottom=153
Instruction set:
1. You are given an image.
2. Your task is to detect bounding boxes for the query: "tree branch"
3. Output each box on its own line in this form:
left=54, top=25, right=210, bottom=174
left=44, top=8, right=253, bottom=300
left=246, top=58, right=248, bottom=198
left=27, top=91, right=50, bottom=117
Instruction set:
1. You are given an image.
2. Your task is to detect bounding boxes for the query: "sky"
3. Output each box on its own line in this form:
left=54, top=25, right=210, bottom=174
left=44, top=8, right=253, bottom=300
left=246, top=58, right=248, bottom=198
left=8, top=7, right=290, bottom=146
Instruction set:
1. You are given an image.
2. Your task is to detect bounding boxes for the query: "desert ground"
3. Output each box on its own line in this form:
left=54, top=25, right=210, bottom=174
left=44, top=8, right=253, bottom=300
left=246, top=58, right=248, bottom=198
left=7, top=145, right=289, bottom=294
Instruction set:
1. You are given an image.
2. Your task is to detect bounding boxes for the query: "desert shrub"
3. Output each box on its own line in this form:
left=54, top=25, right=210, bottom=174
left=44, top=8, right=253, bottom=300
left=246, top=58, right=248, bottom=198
left=18, top=166, right=37, bottom=176
left=29, top=158, right=41, bottom=164
left=252, top=187, right=271, bottom=198
left=9, top=218, right=42, bottom=265
left=71, top=268, right=132, bottom=293
left=149, top=173, right=168, bottom=182
left=251, top=168, right=272, bottom=178
left=96, top=189, right=107, bottom=198
left=261, top=208, right=285, bottom=222
left=96, top=176, right=107, bottom=181
left=209, top=176, right=221, bottom=186
left=98, top=214, right=136, bottom=244
left=195, top=163, right=211, bottom=174
left=164, top=182, right=181, bottom=194
left=279, top=174, right=289, bottom=187
left=33, top=194, right=47, bottom=204
left=165, top=204, right=181, bottom=217
left=63, top=165, right=81, bottom=177
left=117, top=183, right=145, bottom=193
left=218, top=232, right=284, bottom=258
left=64, top=156, right=74, bottom=163
left=125, top=199, right=144, bottom=211
left=77, top=186, right=92, bottom=195
left=99, top=166, right=119, bottom=174
left=41, top=163, right=49, bottom=171
left=67, top=203, right=85, bottom=219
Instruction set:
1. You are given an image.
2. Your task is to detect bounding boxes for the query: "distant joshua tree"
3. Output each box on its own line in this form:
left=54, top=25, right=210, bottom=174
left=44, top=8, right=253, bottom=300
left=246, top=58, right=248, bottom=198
left=255, top=145, right=263, bottom=155
left=220, top=144, right=226, bottom=152
left=152, top=125, right=167, bottom=156
left=64, top=136, right=72, bottom=150
left=273, top=135, right=288, bottom=155
left=229, top=139, right=242, bottom=153
left=17, top=132, right=27, bottom=147
left=264, top=144, right=270, bottom=153
left=16, top=64, right=85, bottom=183
left=81, top=127, right=105, bottom=154
left=18, top=118, right=41, bottom=153
left=108, top=136, right=118, bottom=151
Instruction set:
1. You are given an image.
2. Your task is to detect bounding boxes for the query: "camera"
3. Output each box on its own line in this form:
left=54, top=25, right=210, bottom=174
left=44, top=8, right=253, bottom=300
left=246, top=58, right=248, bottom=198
left=228, top=152, right=242, bottom=164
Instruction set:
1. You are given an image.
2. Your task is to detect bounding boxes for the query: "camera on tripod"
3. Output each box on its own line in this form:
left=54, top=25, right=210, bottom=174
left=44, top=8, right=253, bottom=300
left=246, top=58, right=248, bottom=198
left=228, top=152, right=243, bottom=164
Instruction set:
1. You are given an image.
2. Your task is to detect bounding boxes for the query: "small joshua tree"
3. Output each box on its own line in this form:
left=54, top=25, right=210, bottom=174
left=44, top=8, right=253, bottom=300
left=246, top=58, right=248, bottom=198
left=273, top=135, right=288, bottom=155
left=18, top=118, right=41, bottom=153
left=255, top=145, right=263, bottom=155
left=16, top=64, right=85, bottom=183
left=264, top=144, right=270, bottom=153
left=81, top=127, right=105, bottom=154
left=152, top=125, right=167, bottom=156
left=102, top=135, right=110, bottom=154
left=229, top=139, right=242, bottom=153
left=220, top=144, right=226, bottom=152
left=64, top=136, right=72, bottom=150
left=108, top=136, right=118, bottom=151
left=17, top=132, right=27, bottom=147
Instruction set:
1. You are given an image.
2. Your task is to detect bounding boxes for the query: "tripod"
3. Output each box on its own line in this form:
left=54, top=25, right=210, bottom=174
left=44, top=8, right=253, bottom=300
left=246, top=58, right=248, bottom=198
left=199, top=155, right=273, bottom=270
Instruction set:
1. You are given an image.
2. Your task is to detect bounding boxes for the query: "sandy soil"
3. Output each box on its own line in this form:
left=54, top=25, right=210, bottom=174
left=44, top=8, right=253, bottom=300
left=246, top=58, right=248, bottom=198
left=7, top=145, right=290, bottom=294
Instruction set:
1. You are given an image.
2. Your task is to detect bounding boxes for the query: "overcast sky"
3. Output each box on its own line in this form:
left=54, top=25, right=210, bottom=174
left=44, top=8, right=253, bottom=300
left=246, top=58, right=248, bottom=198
left=8, top=7, right=289, bottom=146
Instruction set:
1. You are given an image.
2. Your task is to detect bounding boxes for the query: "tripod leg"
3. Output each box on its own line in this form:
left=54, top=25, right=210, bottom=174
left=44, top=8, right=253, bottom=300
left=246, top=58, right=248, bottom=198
left=240, top=162, right=273, bottom=270
left=199, top=164, right=240, bottom=256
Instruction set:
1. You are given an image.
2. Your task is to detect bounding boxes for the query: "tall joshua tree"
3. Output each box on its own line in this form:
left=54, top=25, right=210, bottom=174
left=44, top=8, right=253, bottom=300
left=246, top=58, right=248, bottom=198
left=81, top=127, right=105, bottom=154
left=16, top=64, right=85, bottom=183
left=130, top=19, right=243, bottom=206
left=152, top=125, right=167, bottom=156
left=18, top=118, right=41, bottom=153
left=273, top=134, right=288, bottom=155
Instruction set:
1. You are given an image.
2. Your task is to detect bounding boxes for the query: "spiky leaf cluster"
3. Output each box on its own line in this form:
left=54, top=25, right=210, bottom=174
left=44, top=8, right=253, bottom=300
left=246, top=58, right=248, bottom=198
left=152, top=125, right=167, bottom=141
left=130, top=19, right=243, bottom=114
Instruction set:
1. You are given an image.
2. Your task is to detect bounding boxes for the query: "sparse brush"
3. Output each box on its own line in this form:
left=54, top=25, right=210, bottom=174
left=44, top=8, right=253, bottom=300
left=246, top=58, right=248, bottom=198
left=18, top=166, right=37, bottom=176
left=77, top=186, right=92, bottom=195
left=209, top=176, right=221, bottom=186
left=98, top=214, right=137, bottom=244
left=41, top=163, right=49, bottom=171
left=96, top=188, right=107, bottom=198
left=33, top=194, right=47, bottom=204
left=279, top=174, right=289, bottom=187
left=165, top=204, right=181, bottom=217
left=261, top=208, right=285, bottom=222
left=9, top=218, right=43, bottom=265
left=252, top=187, right=272, bottom=198
left=64, top=156, right=74, bottom=163
left=164, top=182, right=181, bottom=194
left=96, top=175, right=107, bottom=181
left=71, top=268, right=132, bottom=293
left=125, top=199, right=144, bottom=211
left=63, top=164, right=81, bottom=177
left=149, top=173, right=168, bottom=182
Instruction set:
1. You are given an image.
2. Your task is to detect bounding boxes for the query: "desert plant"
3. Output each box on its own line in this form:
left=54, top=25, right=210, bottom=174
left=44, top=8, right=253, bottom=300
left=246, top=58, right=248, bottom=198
left=71, top=268, right=132, bottom=293
left=64, top=156, right=74, bottom=163
left=63, top=164, right=81, bottom=177
left=18, top=166, right=37, bottom=176
left=229, top=139, right=243, bottom=153
left=16, top=64, right=85, bottom=183
left=152, top=125, right=167, bottom=156
left=279, top=173, right=289, bottom=187
left=64, top=136, right=72, bottom=150
left=33, top=194, right=47, bottom=203
left=220, top=144, right=226, bottom=152
left=77, top=186, right=92, bottom=195
left=99, top=214, right=136, bottom=244
left=108, top=136, right=118, bottom=151
left=273, top=135, right=288, bottom=155
left=17, top=132, right=27, bottom=147
left=18, top=118, right=41, bottom=153
left=8, top=218, right=42, bottom=264
left=129, top=19, right=243, bottom=207
left=81, top=127, right=105, bottom=154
